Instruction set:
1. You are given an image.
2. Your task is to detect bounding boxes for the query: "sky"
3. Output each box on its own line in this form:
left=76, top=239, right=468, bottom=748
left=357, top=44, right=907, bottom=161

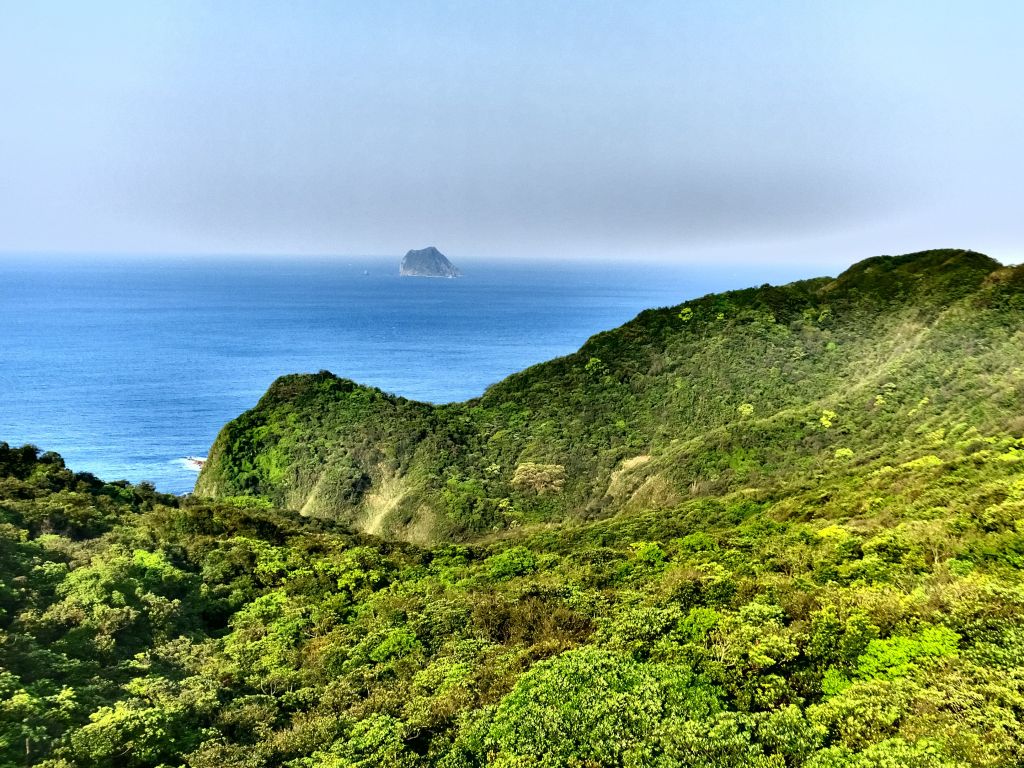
left=1, top=1, right=1022, bottom=267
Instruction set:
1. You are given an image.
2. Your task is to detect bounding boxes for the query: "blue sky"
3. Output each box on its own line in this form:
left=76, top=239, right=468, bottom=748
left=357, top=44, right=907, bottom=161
left=1, top=1, right=1021, bottom=266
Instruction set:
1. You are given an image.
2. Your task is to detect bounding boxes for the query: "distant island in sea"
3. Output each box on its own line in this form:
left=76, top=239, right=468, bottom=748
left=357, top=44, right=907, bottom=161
left=400, top=246, right=461, bottom=277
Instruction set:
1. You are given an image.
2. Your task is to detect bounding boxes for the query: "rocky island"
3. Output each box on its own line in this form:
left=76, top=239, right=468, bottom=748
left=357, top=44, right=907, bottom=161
left=399, top=246, right=461, bottom=277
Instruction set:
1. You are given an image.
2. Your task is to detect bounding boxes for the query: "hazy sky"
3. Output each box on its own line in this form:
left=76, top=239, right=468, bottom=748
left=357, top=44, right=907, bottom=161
left=1, top=1, right=1022, bottom=265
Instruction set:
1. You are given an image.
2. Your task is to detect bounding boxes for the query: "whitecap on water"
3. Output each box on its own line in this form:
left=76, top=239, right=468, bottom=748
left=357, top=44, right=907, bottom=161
left=173, top=457, right=206, bottom=472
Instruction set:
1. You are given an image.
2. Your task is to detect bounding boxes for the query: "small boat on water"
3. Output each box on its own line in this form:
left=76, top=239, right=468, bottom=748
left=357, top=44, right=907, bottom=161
left=183, top=456, right=206, bottom=471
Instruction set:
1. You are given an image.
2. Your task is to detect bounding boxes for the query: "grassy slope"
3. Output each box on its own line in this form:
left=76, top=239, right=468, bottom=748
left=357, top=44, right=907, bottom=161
left=196, top=249, right=1024, bottom=542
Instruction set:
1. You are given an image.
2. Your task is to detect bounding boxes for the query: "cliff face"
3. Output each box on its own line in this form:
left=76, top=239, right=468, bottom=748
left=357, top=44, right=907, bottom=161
left=196, top=249, right=1024, bottom=543
left=400, top=246, right=461, bottom=277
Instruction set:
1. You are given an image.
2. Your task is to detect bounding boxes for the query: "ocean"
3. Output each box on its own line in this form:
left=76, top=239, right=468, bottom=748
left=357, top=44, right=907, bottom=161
left=0, top=256, right=802, bottom=494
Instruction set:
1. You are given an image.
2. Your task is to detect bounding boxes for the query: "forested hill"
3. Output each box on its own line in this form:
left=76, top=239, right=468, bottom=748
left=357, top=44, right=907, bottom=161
left=5, top=248, right=1024, bottom=765
left=196, top=248, right=1024, bottom=543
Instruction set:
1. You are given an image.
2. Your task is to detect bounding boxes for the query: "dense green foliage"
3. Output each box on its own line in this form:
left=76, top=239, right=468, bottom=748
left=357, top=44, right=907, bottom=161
left=4, top=249, right=1024, bottom=766
left=197, top=249, right=1024, bottom=542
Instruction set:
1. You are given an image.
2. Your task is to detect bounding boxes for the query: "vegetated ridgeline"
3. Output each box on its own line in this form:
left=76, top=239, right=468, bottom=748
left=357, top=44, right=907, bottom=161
left=196, top=249, right=1024, bottom=542
left=7, top=247, right=1024, bottom=766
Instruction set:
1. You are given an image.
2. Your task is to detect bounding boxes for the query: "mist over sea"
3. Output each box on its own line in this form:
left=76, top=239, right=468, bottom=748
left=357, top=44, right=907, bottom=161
left=0, top=256, right=804, bottom=494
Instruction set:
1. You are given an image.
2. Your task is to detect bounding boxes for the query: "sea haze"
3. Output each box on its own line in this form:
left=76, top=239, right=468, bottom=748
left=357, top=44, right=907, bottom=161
left=0, top=256, right=805, bottom=494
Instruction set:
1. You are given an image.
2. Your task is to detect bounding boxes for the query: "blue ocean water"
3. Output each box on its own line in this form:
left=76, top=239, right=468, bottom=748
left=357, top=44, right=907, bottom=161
left=0, top=256, right=802, bottom=494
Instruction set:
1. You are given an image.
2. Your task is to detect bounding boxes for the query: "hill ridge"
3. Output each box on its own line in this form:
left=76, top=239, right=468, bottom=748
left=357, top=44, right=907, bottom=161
left=196, top=248, right=1023, bottom=542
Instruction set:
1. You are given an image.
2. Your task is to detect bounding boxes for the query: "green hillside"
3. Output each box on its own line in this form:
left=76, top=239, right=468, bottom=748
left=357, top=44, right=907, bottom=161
left=197, top=249, right=1024, bottom=543
left=5, top=248, right=1024, bottom=767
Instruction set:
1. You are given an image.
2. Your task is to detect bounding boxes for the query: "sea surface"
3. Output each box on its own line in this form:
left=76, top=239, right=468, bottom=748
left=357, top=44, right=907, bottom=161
left=0, top=256, right=804, bottom=494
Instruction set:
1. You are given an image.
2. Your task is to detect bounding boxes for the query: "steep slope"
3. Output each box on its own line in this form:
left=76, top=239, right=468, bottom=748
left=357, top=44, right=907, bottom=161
left=196, top=249, right=1024, bottom=542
